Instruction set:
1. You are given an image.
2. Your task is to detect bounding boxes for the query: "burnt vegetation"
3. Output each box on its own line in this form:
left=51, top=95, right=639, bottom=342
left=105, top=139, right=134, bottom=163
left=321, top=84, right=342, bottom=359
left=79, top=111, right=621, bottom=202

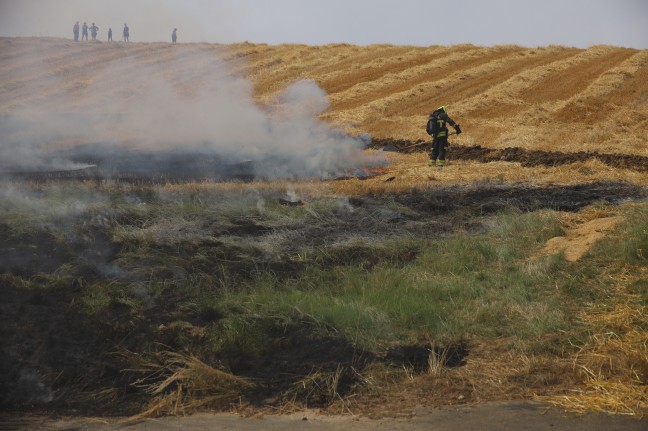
left=1, top=38, right=647, bottom=418
left=1, top=179, right=646, bottom=415
left=372, top=138, right=648, bottom=172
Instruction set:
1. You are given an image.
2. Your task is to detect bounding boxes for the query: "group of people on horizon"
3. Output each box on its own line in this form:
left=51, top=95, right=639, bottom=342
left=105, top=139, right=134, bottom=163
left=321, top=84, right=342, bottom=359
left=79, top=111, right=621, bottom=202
left=73, top=21, right=129, bottom=42
left=73, top=22, right=176, bottom=43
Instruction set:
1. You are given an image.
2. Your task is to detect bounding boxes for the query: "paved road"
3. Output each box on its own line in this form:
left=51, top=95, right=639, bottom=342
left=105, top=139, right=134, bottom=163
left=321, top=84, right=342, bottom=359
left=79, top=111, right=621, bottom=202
left=4, top=402, right=646, bottom=431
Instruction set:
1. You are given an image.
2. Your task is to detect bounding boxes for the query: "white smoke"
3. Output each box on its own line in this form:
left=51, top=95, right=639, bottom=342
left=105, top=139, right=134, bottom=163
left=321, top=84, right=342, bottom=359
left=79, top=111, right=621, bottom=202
left=0, top=48, right=384, bottom=179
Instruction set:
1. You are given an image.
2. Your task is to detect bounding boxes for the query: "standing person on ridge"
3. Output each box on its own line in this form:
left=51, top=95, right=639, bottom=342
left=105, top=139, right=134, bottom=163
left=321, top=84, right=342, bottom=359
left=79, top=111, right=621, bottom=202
left=108, top=28, right=112, bottom=41
left=90, top=22, right=99, bottom=41
left=123, top=23, right=129, bottom=42
left=171, top=28, right=177, bottom=43
left=426, top=106, right=462, bottom=170
left=81, top=22, right=88, bottom=40
left=73, top=21, right=80, bottom=41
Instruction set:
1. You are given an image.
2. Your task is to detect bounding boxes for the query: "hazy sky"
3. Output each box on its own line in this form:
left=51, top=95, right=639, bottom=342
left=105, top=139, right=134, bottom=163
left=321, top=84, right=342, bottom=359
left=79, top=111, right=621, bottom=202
left=0, top=0, right=646, bottom=48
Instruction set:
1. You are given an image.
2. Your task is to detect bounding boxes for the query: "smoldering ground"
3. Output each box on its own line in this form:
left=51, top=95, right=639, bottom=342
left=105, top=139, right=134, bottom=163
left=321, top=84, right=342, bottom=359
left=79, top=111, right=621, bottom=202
left=0, top=47, right=382, bottom=180
left=2, top=177, right=647, bottom=413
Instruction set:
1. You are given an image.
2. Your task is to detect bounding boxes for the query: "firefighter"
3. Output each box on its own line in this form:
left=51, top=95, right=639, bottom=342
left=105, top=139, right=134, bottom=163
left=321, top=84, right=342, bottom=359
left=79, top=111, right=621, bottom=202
left=426, top=106, right=461, bottom=169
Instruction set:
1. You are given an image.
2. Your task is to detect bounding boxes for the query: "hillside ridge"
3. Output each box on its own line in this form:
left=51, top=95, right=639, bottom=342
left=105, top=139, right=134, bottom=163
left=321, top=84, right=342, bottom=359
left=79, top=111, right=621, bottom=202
left=1, top=37, right=646, bottom=156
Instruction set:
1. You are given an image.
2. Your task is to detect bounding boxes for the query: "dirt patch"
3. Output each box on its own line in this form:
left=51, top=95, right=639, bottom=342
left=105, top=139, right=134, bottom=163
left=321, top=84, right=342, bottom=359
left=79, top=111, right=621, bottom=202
left=541, top=216, right=623, bottom=261
left=371, top=138, right=648, bottom=172
left=15, top=401, right=648, bottom=431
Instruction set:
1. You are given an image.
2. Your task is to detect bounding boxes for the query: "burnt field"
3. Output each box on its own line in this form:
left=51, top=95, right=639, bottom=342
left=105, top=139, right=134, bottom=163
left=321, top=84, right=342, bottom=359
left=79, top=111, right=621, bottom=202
left=1, top=177, right=647, bottom=417
left=372, top=138, right=648, bottom=172
left=1, top=37, right=647, bottom=420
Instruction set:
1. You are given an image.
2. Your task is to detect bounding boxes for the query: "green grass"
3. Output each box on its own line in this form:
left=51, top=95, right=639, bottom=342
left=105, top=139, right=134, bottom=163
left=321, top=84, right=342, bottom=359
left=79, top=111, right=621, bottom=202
left=611, top=205, right=648, bottom=265
left=2, top=179, right=645, bottom=412
left=216, top=210, right=570, bottom=351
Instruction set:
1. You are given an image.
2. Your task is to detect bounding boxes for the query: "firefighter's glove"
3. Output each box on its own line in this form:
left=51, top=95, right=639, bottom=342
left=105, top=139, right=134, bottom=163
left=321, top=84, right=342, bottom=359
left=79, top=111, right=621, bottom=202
left=455, top=125, right=462, bottom=135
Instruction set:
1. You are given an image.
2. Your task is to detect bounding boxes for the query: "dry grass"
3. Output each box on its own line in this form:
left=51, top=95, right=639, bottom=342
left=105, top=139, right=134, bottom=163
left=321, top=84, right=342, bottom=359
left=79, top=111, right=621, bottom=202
left=450, top=341, right=577, bottom=402
left=122, top=350, right=253, bottom=419
left=542, top=267, right=648, bottom=416
left=283, top=365, right=349, bottom=407
left=2, top=38, right=646, bottom=156
left=331, top=152, right=648, bottom=196
left=427, top=341, right=451, bottom=378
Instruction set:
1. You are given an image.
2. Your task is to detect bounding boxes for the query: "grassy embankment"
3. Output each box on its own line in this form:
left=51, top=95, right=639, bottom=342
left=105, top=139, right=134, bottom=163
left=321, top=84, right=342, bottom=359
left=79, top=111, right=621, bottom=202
left=1, top=179, right=645, bottom=415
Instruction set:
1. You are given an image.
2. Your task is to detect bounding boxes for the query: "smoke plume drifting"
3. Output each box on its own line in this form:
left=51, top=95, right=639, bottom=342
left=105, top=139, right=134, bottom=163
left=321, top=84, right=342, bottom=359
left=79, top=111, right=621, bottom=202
left=0, top=47, right=382, bottom=180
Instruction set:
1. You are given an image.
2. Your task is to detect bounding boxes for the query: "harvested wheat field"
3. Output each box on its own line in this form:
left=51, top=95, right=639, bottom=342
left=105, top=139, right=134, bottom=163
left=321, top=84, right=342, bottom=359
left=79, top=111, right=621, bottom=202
left=0, top=37, right=647, bottom=429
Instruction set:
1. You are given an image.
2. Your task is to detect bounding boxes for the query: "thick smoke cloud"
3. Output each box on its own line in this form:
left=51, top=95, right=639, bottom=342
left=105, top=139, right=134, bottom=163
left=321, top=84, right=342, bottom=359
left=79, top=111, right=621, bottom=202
left=0, top=50, right=382, bottom=180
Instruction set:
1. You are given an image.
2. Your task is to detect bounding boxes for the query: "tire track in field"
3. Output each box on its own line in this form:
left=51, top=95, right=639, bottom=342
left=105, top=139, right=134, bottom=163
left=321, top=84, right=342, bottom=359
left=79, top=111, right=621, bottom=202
left=555, top=50, right=648, bottom=122
left=393, top=46, right=581, bottom=117
left=327, top=45, right=499, bottom=112
left=245, top=44, right=381, bottom=101
left=334, top=46, right=566, bottom=132
left=520, top=47, right=636, bottom=104
left=246, top=45, right=450, bottom=104
left=316, top=46, right=447, bottom=95
left=0, top=41, right=154, bottom=109
left=0, top=37, right=53, bottom=63
left=463, top=46, right=618, bottom=120
left=245, top=44, right=347, bottom=101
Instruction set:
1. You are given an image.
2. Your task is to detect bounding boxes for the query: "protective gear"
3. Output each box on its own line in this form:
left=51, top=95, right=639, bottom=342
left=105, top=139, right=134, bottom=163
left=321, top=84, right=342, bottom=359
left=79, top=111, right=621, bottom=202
left=429, top=108, right=457, bottom=139
left=428, top=159, right=434, bottom=167
left=431, top=140, right=449, bottom=166
left=427, top=105, right=460, bottom=168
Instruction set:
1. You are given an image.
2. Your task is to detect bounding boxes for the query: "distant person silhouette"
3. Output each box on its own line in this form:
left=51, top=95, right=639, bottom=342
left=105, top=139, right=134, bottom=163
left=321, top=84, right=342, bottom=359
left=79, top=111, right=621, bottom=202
left=123, top=23, right=129, bottom=42
left=81, top=22, right=88, bottom=40
left=90, top=23, right=99, bottom=41
left=108, top=28, right=112, bottom=41
left=171, top=28, right=177, bottom=44
left=73, top=21, right=79, bottom=41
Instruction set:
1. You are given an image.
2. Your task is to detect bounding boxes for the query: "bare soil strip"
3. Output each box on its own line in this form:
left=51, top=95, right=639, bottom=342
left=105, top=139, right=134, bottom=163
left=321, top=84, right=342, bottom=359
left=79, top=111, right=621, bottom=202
left=6, top=402, right=647, bottom=431
left=372, top=138, right=648, bottom=172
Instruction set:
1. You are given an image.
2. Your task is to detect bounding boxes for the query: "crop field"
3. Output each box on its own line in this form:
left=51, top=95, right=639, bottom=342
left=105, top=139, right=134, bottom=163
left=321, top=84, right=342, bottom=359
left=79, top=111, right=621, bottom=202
left=0, top=37, right=647, bottom=419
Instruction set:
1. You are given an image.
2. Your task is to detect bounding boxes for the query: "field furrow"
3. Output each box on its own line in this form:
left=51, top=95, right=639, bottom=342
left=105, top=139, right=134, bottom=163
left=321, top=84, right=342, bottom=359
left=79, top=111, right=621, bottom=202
left=520, top=47, right=636, bottom=104
left=0, top=37, right=646, bottom=156
left=326, top=45, right=498, bottom=111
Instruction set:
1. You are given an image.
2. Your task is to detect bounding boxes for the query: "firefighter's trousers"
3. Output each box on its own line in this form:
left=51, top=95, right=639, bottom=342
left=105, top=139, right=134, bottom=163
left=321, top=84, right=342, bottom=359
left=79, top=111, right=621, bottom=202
left=430, top=136, right=449, bottom=167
